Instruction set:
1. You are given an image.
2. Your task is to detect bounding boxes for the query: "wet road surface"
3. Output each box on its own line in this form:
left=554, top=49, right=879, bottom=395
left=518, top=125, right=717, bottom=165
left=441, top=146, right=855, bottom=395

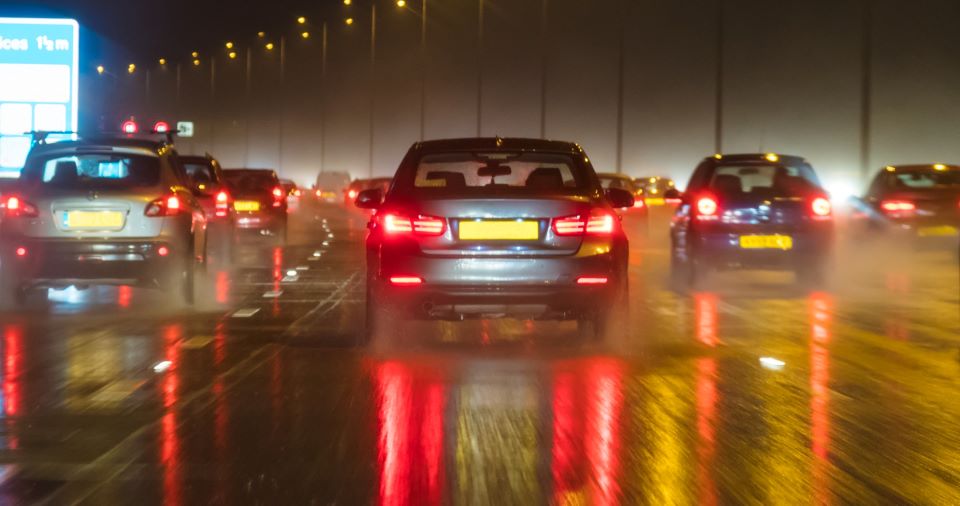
left=0, top=203, right=958, bottom=504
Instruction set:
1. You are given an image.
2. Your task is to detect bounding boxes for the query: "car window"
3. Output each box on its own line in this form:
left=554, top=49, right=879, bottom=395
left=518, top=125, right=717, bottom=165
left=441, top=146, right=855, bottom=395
left=23, top=153, right=160, bottom=188
left=409, top=152, right=586, bottom=194
left=891, top=170, right=960, bottom=189
left=598, top=177, right=636, bottom=192
left=183, top=161, right=216, bottom=185
left=224, top=172, right=277, bottom=192
left=709, top=164, right=819, bottom=196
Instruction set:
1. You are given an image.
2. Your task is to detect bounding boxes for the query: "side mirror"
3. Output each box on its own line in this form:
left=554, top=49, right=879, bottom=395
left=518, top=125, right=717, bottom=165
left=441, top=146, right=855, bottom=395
left=663, top=188, right=681, bottom=200
left=355, top=188, right=383, bottom=209
left=605, top=188, right=635, bottom=209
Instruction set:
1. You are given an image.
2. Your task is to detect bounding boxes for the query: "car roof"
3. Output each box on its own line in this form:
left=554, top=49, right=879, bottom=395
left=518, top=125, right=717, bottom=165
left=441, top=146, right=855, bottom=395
left=708, top=153, right=807, bottom=164
left=28, top=137, right=168, bottom=157
left=596, top=172, right=633, bottom=180
left=223, top=168, right=276, bottom=174
left=179, top=155, right=213, bottom=163
left=415, top=137, right=584, bottom=154
left=883, top=164, right=959, bottom=172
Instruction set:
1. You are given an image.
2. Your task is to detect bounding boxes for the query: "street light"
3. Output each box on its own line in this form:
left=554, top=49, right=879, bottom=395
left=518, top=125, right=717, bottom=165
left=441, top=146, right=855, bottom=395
left=225, top=41, right=234, bottom=49
left=265, top=42, right=275, bottom=51
left=96, top=65, right=104, bottom=75
left=345, top=17, right=354, bottom=25
left=193, top=59, right=200, bottom=66
left=397, top=0, right=406, bottom=6
left=343, top=0, right=352, bottom=4
left=128, top=63, right=136, bottom=74
left=191, top=51, right=199, bottom=58
left=257, top=31, right=266, bottom=38
left=159, top=58, right=166, bottom=66
left=297, top=16, right=307, bottom=24
left=228, top=51, right=238, bottom=59
left=301, top=31, right=310, bottom=39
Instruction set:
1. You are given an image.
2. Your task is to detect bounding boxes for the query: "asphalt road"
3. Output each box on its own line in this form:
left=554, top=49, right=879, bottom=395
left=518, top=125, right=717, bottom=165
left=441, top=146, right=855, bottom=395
left=0, top=202, right=958, bottom=505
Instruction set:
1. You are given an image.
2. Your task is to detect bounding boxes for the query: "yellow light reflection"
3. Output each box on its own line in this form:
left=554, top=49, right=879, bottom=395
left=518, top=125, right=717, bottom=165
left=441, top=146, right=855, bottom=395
left=933, top=163, right=947, bottom=171
left=885, top=165, right=896, bottom=172
left=765, top=153, right=779, bottom=162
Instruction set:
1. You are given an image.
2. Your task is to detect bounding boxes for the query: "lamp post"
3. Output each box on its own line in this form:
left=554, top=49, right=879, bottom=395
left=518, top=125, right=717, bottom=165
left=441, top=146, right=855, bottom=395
left=476, top=0, right=484, bottom=136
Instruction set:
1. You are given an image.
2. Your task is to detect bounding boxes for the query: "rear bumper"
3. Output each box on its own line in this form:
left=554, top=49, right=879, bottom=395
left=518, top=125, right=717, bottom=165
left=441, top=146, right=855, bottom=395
left=372, top=250, right=622, bottom=319
left=234, top=211, right=284, bottom=231
left=1, top=238, right=180, bottom=286
left=692, top=230, right=831, bottom=269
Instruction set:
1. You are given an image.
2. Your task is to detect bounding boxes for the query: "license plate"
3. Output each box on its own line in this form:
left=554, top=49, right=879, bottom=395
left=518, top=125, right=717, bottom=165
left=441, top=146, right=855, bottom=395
left=234, top=201, right=261, bottom=212
left=739, top=234, right=793, bottom=250
left=459, top=220, right=539, bottom=240
left=917, top=225, right=958, bottom=237
left=64, top=211, right=124, bottom=229
left=645, top=198, right=665, bottom=206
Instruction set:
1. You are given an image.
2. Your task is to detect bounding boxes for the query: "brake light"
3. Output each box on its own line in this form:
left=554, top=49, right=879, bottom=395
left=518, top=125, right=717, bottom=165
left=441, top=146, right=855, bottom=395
left=633, top=199, right=645, bottom=208
left=389, top=276, right=423, bottom=286
left=382, top=213, right=445, bottom=236
left=145, top=195, right=183, bottom=217
left=215, top=191, right=230, bottom=217
left=293, top=189, right=301, bottom=197
left=315, top=189, right=323, bottom=197
left=348, top=189, right=359, bottom=200
left=576, top=276, right=608, bottom=285
left=695, top=196, right=719, bottom=220
left=15, top=247, right=27, bottom=258
left=272, top=187, right=283, bottom=199
left=880, top=200, right=916, bottom=214
left=4, top=196, right=38, bottom=217
left=811, top=197, right=832, bottom=218
left=553, top=211, right=617, bottom=236
left=157, top=246, right=170, bottom=257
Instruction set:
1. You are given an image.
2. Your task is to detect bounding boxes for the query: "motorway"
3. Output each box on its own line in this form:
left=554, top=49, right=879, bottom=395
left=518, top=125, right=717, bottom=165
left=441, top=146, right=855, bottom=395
left=0, top=203, right=958, bottom=504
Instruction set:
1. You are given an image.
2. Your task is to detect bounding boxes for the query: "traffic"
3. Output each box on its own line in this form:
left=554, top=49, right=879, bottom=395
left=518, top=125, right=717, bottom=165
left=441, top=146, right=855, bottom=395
left=0, top=4, right=959, bottom=505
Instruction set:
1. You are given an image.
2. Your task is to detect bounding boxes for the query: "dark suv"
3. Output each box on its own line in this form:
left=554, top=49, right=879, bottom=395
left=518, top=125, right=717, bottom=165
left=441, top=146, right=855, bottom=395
left=222, top=169, right=288, bottom=242
left=668, top=153, right=833, bottom=286
left=181, top=154, right=235, bottom=256
left=358, top=137, right=634, bottom=343
left=0, top=136, right=208, bottom=307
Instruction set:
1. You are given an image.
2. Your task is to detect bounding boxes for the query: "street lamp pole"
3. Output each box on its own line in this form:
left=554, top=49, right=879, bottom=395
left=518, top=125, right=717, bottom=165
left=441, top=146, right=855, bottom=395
left=279, top=35, right=286, bottom=172
left=476, top=0, right=484, bottom=136
left=369, top=3, right=377, bottom=177
left=539, top=0, right=548, bottom=138
left=419, top=0, right=427, bottom=141
left=614, top=0, right=625, bottom=173
left=713, top=0, right=724, bottom=155
left=859, top=0, right=873, bottom=184
left=321, top=21, right=328, bottom=173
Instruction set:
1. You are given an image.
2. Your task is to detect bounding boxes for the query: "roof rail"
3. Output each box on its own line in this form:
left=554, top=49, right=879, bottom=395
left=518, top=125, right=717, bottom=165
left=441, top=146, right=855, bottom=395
left=26, top=131, right=77, bottom=146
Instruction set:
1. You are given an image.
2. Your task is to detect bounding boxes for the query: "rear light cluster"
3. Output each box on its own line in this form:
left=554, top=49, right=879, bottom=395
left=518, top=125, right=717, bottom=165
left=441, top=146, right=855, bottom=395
left=145, top=195, right=183, bottom=217
left=811, top=197, right=832, bottom=220
left=694, top=196, right=719, bottom=220
left=4, top=196, right=38, bottom=217
left=552, top=211, right=617, bottom=236
left=388, top=276, right=423, bottom=286
left=881, top=200, right=916, bottom=215
left=215, top=190, right=231, bottom=217
left=272, top=186, right=284, bottom=208
left=383, top=213, right=446, bottom=236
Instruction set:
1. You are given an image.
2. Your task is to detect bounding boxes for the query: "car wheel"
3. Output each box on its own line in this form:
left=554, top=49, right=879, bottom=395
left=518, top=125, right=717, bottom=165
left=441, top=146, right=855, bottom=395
left=578, top=273, right=629, bottom=344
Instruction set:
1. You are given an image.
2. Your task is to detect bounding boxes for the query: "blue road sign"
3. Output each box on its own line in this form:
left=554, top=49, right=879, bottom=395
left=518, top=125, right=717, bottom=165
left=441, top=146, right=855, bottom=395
left=0, top=17, right=79, bottom=176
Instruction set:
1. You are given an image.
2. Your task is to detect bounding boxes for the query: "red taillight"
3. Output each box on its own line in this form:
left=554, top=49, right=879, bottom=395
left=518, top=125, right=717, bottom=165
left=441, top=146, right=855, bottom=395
left=811, top=197, right=832, bottom=218
left=389, top=275, right=423, bottom=286
left=382, top=213, right=445, bottom=236
left=15, top=247, right=27, bottom=257
left=4, top=196, right=38, bottom=217
left=576, top=276, right=608, bottom=285
left=881, top=200, right=915, bottom=214
left=315, top=189, right=323, bottom=197
left=694, top=196, right=719, bottom=220
left=553, top=211, right=617, bottom=236
left=633, top=199, right=645, bottom=208
left=553, top=215, right=585, bottom=236
left=348, top=189, right=359, bottom=200
left=293, top=189, right=301, bottom=197
left=157, top=246, right=170, bottom=257
left=145, top=195, right=183, bottom=217
left=272, top=187, right=283, bottom=199
left=215, top=191, right=230, bottom=217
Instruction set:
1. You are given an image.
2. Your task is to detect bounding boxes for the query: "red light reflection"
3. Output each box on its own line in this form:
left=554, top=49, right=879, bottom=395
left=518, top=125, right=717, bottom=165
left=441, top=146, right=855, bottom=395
left=695, top=292, right=719, bottom=346
left=695, top=358, right=717, bottom=506
left=272, top=247, right=283, bottom=316
left=3, top=325, right=22, bottom=419
left=584, top=359, right=623, bottom=505
left=809, top=292, right=832, bottom=503
left=117, top=285, right=132, bottom=308
left=376, top=362, right=445, bottom=506
left=160, top=323, right=182, bottom=506
left=215, top=270, right=230, bottom=304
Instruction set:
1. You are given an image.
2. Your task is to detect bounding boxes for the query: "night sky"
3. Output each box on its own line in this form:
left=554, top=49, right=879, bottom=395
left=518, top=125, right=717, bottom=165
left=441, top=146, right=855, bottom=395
left=3, top=0, right=960, bottom=193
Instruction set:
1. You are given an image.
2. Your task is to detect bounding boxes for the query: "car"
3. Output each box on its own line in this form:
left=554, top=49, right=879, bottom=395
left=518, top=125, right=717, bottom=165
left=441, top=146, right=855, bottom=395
left=668, top=153, right=833, bottom=286
left=358, top=137, right=634, bottom=344
left=636, top=176, right=679, bottom=206
left=222, top=169, right=288, bottom=242
left=0, top=135, right=208, bottom=307
left=280, top=178, right=301, bottom=212
left=314, top=171, right=352, bottom=203
left=597, top=172, right=648, bottom=213
left=345, top=177, right=392, bottom=208
left=180, top=154, right=235, bottom=257
left=852, top=163, right=960, bottom=245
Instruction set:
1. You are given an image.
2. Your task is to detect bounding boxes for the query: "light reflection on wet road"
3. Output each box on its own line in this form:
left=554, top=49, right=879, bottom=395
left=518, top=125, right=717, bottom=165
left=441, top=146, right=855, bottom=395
left=0, top=205, right=958, bottom=504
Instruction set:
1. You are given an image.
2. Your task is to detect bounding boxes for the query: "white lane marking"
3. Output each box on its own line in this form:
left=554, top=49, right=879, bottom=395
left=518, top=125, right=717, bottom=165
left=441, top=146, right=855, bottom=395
left=296, top=266, right=309, bottom=271
left=281, top=276, right=298, bottom=283
left=90, top=379, right=146, bottom=404
left=232, top=308, right=261, bottom=318
left=262, top=290, right=283, bottom=298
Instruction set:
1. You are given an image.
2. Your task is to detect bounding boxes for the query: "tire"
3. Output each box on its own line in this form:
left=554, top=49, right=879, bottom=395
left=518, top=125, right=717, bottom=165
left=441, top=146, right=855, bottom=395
left=161, top=255, right=195, bottom=306
left=579, top=272, right=629, bottom=344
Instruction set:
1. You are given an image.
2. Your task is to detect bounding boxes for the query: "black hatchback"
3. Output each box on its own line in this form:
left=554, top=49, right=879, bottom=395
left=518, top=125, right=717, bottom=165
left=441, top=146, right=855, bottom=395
left=668, top=153, right=833, bottom=286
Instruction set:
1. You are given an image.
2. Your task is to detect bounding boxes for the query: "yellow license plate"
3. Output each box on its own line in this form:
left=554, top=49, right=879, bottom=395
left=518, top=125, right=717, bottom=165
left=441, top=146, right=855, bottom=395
left=917, top=225, right=958, bottom=237
left=739, top=234, right=793, bottom=250
left=234, top=201, right=261, bottom=212
left=645, top=198, right=665, bottom=206
left=65, top=211, right=124, bottom=229
left=459, top=220, right=539, bottom=240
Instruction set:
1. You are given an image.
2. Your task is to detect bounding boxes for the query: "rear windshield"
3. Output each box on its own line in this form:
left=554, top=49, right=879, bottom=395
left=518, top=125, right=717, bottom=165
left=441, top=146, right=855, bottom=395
left=598, top=176, right=637, bottom=192
left=891, top=170, right=960, bottom=189
left=640, top=178, right=675, bottom=193
left=22, top=152, right=160, bottom=188
left=709, top=164, right=821, bottom=196
left=183, top=161, right=217, bottom=185
left=224, top=171, right=278, bottom=192
left=408, top=152, right=587, bottom=194
left=316, top=173, right=350, bottom=188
